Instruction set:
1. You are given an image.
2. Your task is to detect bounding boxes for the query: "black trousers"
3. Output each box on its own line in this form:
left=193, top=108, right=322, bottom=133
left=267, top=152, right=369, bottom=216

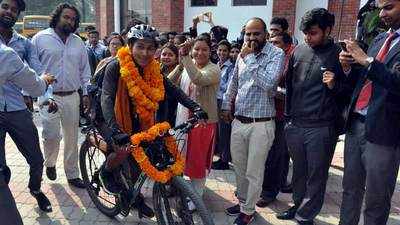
left=260, top=119, right=289, bottom=199
left=0, top=109, right=44, bottom=191
left=339, top=118, right=400, bottom=225
left=285, top=123, right=337, bottom=220
left=216, top=99, right=232, bottom=163
left=0, top=168, right=23, bottom=225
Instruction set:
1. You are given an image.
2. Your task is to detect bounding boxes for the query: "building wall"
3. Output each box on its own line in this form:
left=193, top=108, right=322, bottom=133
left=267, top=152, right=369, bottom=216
left=328, top=0, right=360, bottom=41
left=183, top=0, right=273, bottom=41
left=95, top=0, right=114, bottom=38
left=152, top=0, right=184, bottom=33
left=128, top=0, right=152, bottom=24
left=294, top=0, right=329, bottom=42
left=272, top=0, right=297, bottom=34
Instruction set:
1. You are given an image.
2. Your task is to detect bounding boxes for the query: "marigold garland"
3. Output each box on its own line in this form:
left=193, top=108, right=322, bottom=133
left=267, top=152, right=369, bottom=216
left=116, top=47, right=184, bottom=183
left=131, top=122, right=185, bottom=183
left=117, top=46, right=165, bottom=125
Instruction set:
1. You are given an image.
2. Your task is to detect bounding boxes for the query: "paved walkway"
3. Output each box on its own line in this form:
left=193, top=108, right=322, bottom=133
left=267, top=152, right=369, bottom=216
left=4, top=112, right=400, bottom=225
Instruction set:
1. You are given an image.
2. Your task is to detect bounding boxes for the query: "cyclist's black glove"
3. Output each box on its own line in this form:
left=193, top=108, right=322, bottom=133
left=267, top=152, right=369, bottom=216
left=111, top=129, right=130, bottom=146
left=193, top=107, right=208, bottom=120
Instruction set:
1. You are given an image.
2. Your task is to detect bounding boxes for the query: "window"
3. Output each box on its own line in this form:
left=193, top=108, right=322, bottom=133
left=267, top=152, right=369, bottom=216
left=191, top=0, right=217, bottom=7
left=232, top=0, right=267, bottom=6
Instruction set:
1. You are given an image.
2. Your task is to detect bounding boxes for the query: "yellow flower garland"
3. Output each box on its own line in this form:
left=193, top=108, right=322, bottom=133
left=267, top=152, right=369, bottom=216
left=117, top=47, right=184, bottom=183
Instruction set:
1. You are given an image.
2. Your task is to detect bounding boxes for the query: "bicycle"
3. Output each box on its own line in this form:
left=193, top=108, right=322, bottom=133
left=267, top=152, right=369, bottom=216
left=79, top=117, right=215, bottom=225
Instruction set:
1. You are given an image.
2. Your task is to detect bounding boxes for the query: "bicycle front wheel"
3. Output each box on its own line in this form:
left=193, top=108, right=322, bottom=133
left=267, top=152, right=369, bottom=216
left=79, top=139, right=121, bottom=217
left=153, top=176, right=214, bottom=225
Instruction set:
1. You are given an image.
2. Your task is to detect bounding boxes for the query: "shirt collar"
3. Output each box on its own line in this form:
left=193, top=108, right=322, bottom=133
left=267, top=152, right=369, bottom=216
left=0, top=29, right=23, bottom=45
left=389, top=28, right=400, bottom=36
left=254, top=42, right=273, bottom=57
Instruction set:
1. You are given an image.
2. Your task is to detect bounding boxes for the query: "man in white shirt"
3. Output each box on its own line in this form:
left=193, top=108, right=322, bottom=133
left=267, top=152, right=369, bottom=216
left=32, top=3, right=91, bottom=188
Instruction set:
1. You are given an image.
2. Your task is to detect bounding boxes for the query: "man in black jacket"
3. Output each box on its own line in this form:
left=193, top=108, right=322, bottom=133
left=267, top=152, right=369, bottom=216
left=100, top=24, right=207, bottom=219
left=338, top=1, right=400, bottom=225
left=277, top=8, right=347, bottom=225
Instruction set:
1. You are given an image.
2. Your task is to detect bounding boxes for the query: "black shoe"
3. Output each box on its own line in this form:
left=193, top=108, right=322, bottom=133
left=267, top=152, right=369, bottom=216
left=225, top=204, right=240, bottom=216
left=276, top=205, right=298, bottom=220
left=30, top=190, right=52, bottom=212
left=134, top=195, right=155, bottom=218
left=46, top=167, right=57, bottom=181
left=256, top=196, right=276, bottom=208
left=211, top=159, right=230, bottom=170
left=297, top=219, right=315, bottom=225
left=68, top=178, right=86, bottom=189
left=233, top=212, right=255, bottom=225
left=280, top=184, right=293, bottom=193
left=99, top=166, right=122, bottom=194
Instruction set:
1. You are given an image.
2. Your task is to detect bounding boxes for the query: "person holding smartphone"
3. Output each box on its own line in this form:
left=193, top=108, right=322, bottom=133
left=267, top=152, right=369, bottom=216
left=338, top=1, right=400, bottom=224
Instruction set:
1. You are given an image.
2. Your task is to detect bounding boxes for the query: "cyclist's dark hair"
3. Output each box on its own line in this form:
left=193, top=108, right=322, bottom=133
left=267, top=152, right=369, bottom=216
left=0, top=0, right=25, bottom=13
left=49, top=3, right=81, bottom=33
left=300, top=8, right=335, bottom=32
left=270, top=17, right=289, bottom=31
left=218, top=39, right=232, bottom=51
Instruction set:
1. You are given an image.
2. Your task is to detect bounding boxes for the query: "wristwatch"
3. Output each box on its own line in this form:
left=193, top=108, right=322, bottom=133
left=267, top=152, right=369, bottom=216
left=365, top=56, right=374, bottom=67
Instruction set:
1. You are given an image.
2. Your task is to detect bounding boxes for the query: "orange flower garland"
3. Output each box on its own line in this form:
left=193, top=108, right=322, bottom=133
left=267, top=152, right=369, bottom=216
left=116, top=47, right=184, bottom=183
left=131, top=122, right=185, bottom=183
left=117, top=46, right=165, bottom=125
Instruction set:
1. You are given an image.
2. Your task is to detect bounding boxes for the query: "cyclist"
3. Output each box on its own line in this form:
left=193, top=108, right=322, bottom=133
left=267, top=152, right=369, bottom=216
left=99, top=24, right=208, bottom=218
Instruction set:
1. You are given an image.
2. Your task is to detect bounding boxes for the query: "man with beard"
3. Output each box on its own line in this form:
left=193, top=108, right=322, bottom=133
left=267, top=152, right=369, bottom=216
left=221, top=17, right=284, bottom=225
left=0, top=0, right=53, bottom=212
left=276, top=8, right=347, bottom=225
left=338, top=1, right=400, bottom=224
left=32, top=3, right=91, bottom=188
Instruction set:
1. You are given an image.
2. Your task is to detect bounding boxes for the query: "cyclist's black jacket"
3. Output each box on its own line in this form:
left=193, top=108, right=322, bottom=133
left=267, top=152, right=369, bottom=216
left=101, top=58, right=201, bottom=134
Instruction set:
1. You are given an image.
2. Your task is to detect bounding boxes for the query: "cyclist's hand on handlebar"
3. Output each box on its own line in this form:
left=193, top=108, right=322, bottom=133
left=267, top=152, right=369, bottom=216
left=112, top=132, right=130, bottom=146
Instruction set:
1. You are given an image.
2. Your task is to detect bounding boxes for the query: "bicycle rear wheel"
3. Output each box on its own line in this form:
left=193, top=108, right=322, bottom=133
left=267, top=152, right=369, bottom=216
left=153, top=176, right=214, bottom=225
left=79, top=139, right=121, bottom=217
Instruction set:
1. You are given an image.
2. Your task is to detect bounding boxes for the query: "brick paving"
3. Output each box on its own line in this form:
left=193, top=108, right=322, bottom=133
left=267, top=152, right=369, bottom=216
left=5, top=112, right=400, bottom=225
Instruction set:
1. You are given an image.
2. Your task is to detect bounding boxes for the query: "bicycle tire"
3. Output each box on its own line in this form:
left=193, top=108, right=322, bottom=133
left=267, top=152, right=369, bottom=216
left=80, top=139, right=121, bottom=217
left=153, top=176, right=215, bottom=225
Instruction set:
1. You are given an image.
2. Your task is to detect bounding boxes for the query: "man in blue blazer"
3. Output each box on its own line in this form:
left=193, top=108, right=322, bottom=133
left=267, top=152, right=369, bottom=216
left=338, top=1, right=400, bottom=225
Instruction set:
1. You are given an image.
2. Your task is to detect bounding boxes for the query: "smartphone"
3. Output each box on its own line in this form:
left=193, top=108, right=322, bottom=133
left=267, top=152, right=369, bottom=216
left=338, top=41, right=347, bottom=52
left=200, top=12, right=211, bottom=22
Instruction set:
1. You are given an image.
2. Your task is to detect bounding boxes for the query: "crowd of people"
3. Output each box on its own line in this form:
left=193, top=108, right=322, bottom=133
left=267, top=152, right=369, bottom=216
left=0, top=0, right=400, bottom=225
